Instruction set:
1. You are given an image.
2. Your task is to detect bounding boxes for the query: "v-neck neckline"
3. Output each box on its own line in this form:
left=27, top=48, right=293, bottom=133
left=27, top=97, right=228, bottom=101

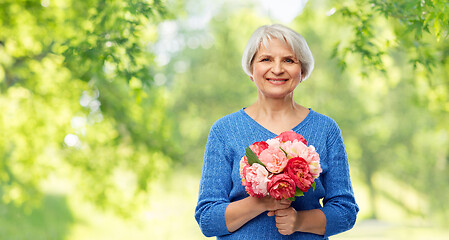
left=239, top=107, right=313, bottom=137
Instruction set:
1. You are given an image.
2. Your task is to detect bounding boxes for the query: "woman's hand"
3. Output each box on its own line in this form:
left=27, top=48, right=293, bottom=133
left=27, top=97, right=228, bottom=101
left=268, top=208, right=327, bottom=236
left=259, top=197, right=292, bottom=212
left=269, top=207, right=299, bottom=235
left=225, top=196, right=291, bottom=233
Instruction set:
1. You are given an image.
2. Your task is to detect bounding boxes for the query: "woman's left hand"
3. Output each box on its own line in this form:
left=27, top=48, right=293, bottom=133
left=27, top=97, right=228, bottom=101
left=270, top=207, right=299, bottom=235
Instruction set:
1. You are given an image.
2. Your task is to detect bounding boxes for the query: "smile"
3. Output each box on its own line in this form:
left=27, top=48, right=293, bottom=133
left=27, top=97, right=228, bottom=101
left=267, top=78, right=288, bottom=84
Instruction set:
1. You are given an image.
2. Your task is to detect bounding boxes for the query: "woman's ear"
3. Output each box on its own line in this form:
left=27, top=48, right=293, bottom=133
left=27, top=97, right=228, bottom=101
left=250, top=76, right=254, bottom=82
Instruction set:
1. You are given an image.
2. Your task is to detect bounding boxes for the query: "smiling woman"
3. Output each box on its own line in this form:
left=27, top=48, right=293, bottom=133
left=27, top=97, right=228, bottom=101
left=195, top=24, right=358, bottom=239
left=241, top=24, right=315, bottom=135
left=250, top=38, right=303, bottom=99
left=241, top=24, right=314, bottom=81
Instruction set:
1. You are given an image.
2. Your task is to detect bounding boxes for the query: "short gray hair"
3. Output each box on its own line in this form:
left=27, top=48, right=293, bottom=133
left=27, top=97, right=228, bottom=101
left=241, top=24, right=315, bottom=81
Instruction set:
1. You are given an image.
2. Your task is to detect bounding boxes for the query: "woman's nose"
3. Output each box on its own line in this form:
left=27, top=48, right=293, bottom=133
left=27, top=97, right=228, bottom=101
left=271, top=61, right=284, bottom=75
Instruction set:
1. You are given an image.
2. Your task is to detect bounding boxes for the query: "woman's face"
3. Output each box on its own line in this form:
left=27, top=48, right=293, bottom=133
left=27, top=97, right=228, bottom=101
left=251, top=38, right=303, bottom=100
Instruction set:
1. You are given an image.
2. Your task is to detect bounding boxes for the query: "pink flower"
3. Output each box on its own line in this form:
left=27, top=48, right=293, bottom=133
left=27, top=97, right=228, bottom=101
left=302, top=145, right=320, bottom=164
left=276, top=130, right=307, bottom=145
left=265, top=138, right=282, bottom=149
left=285, top=157, right=314, bottom=192
left=267, top=174, right=296, bottom=200
left=249, top=141, right=269, bottom=156
left=308, top=160, right=322, bottom=179
left=242, top=163, right=270, bottom=198
left=282, top=142, right=322, bottom=179
left=292, top=144, right=321, bottom=179
left=239, top=156, right=250, bottom=185
left=258, top=147, right=288, bottom=173
left=241, top=132, right=321, bottom=200
left=303, top=145, right=321, bottom=178
left=281, top=140, right=308, bottom=159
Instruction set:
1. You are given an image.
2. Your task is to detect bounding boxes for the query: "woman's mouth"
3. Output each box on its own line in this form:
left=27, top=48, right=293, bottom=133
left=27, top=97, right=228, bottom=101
left=267, top=78, right=288, bottom=84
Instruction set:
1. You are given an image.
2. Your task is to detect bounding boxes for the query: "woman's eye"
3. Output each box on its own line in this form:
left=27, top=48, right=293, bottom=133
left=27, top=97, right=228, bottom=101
left=285, top=59, right=294, bottom=63
left=261, top=58, right=270, bottom=62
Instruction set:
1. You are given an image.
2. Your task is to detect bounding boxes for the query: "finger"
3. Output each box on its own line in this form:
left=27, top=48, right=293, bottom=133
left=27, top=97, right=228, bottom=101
left=275, top=214, right=290, bottom=223
left=276, top=223, right=295, bottom=235
left=278, top=229, right=293, bottom=236
left=274, top=211, right=284, bottom=218
left=274, top=208, right=290, bottom=216
left=279, top=203, right=290, bottom=208
left=279, top=203, right=291, bottom=209
left=280, top=199, right=292, bottom=205
left=275, top=223, right=292, bottom=235
left=272, top=202, right=289, bottom=210
left=275, top=218, right=284, bottom=226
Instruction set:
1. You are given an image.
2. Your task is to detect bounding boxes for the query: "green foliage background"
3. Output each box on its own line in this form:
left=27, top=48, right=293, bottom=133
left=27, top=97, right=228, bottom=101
left=0, top=0, right=448, bottom=239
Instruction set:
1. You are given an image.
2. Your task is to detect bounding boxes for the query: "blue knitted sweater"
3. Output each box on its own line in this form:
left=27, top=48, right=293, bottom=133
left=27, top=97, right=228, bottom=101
left=195, top=108, right=359, bottom=239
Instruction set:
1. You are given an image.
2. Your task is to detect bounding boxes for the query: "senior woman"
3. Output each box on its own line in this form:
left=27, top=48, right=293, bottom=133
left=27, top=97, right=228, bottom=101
left=195, top=24, right=358, bottom=239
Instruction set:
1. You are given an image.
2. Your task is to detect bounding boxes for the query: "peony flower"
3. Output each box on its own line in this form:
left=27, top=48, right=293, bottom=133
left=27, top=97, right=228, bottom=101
left=275, top=130, right=307, bottom=145
left=285, top=157, right=314, bottom=192
left=239, top=156, right=250, bottom=185
left=258, top=146, right=288, bottom=173
left=290, top=144, right=321, bottom=179
left=267, top=173, right=296, bottom=200
left=249, top=141, right=269, bottom=156
left=241, top=132, right=321, bottom=201
left=281, top=140, right=308, bottom=159
left=243, top=163, right=270, bottom=198
left=265, top=137, right=282, bottom=150
left=302, top=145, right=320, bottom=164
left=282, top=141, right=321, bottom=178
left=308, top=160, right=322, bottom=179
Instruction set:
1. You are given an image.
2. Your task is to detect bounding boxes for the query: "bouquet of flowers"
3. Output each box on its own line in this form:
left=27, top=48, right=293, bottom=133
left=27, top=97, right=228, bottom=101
left=239, top=131, right=322, bottom=201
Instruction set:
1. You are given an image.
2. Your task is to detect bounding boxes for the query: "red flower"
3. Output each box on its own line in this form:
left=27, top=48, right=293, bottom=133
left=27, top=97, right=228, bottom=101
left=267, top=174, right=296, bottom=200
left=275, top=130, right=307, bottom=145
left=249, top=141, right=269, bottom=156
left=285, top=157, right=314, bottom=192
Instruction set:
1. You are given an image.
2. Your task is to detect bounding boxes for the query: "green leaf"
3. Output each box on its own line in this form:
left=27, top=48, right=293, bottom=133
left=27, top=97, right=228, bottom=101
left=295, top=188, right=304, bottom=197
left=287, top=197, right=296, bottom=201
left=434, top=16, right=442, bottom=41
left=245, top=146, right=266, bottom=167
left=311, top=182, right=316, bottom=191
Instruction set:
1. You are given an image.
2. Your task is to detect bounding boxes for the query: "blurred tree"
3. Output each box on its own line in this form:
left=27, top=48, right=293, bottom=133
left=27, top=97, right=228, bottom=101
left=331, top=0, right=449, bottom=112
left=325, top=0, right=449, bottom=223
left=0, top=0, right=182, bottom=216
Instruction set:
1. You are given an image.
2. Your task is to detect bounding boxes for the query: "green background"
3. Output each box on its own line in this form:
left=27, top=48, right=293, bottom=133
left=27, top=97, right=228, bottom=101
left=1, top=0, right=448, bottom=239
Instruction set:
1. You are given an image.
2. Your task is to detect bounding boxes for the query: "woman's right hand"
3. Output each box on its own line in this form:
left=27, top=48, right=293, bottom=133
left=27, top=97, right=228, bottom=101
left=225, top=196, right=292, bottom=233
left=258, top=196, right=292, bottom=213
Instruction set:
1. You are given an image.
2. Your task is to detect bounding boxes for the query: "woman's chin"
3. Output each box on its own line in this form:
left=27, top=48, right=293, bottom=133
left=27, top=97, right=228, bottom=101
left=261, top=91, right=294, bottom=100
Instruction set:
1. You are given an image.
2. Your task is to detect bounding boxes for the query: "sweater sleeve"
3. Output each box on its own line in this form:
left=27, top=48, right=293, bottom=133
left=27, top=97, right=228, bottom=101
left=194, top=125, right=233, bottom=237
left=320, top=121, right=359, bottom=238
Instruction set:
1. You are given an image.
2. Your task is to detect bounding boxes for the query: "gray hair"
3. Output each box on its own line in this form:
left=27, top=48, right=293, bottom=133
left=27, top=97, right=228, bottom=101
left=241, top=24, right=315, bottom=81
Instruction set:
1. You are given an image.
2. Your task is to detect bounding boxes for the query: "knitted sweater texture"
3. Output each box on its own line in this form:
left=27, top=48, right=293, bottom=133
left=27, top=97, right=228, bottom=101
left=195, top=108, right=358, bottom=239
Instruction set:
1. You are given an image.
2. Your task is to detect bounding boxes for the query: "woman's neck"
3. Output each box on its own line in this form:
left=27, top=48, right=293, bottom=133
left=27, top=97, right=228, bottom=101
left=252, top=94, right=299, bottom=117
left=244, top=95, right=309, bottom=135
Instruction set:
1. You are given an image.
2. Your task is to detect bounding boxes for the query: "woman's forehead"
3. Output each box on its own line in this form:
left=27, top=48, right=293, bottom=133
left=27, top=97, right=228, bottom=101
left=256, top=37, right=295, bottom=56
left=260, top=35, right=289, bottom=49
